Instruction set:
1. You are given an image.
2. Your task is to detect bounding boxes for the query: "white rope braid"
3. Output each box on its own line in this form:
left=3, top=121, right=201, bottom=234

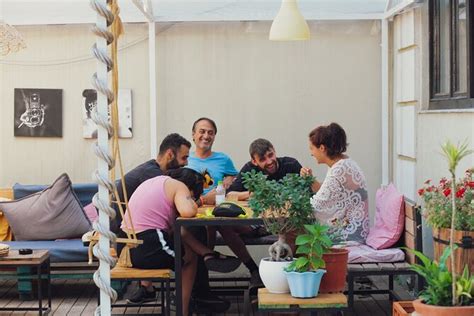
left=90, top=0, right=117, bottom=314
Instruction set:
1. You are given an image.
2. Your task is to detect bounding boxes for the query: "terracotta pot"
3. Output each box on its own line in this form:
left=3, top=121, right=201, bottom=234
left=432, top=228, right=474, bottom=274
left=319, top=248, right=348, bottom=293
left=412, top=299, right=474, bottom=316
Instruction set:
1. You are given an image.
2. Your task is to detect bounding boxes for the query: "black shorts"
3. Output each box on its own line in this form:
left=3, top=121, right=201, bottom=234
left=118, top=229, right=180, bottom=270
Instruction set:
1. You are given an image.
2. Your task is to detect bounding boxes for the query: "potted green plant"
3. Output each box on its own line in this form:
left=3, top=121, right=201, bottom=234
left=407, top=247, right=474, bottom=315
left=283, top=223, right=330, bottom=298
left=409, top=140, right=474, bottom=315
left=418, top=167, right=473, bottom=274
left=242, top=170, right=315, bottom=293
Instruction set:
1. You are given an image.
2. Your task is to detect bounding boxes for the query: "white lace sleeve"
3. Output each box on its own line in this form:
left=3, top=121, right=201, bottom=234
left=310, top=159, right=369, bottom=243
left=310, top=172, right=338, bottom=215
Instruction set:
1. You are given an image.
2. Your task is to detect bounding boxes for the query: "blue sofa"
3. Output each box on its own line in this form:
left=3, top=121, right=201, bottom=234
left=1, top=182, right=100, bottom=299
left=4, top=182, right=98, bottom=263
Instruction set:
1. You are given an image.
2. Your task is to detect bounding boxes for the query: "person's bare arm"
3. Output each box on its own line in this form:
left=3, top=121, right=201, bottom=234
left=201, top=175, right=237, bottom=205
left=174, top=182, right=198, bottom=218
left=201, top=188, right=216, bottom=205
left=222, top=176, right=236, bottom=189
left=311, top=181, right=322, bottom=193
left=300, top=167, right=321, bottom=193
left=226, top=191, right=250, bottom=201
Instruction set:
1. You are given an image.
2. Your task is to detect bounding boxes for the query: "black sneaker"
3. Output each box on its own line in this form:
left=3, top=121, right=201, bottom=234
left=126, top=285, right=156, bottom=304
left=192, top=292, right=231, bottom=313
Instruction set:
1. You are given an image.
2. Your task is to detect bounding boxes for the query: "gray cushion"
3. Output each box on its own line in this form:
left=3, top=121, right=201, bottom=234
left=0, top=173, right=92, bottom=241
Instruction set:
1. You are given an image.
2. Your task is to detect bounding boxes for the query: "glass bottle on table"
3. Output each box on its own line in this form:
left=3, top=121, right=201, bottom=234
left=215, top=180, right=226, bottom=205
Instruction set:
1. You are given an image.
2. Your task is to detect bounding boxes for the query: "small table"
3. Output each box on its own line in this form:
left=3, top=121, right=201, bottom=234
left=0, top=249, right=51, bottom=315
left=258, top=288, right=348, bottom=315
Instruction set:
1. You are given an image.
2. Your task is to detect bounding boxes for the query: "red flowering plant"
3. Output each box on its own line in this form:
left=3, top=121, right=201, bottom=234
left=418, top=168, right=474, bottom=231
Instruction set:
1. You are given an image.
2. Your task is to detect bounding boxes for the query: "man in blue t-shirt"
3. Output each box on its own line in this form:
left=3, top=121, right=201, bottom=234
left=185, top=117, right=239, bottom=312
left=187, top=117, right=238, bottom=204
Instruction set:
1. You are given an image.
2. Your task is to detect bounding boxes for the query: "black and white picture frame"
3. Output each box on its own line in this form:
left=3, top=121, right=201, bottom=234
left=82, top=89, right=132, bottom=138
left=14, top=88, right=63, bottom=137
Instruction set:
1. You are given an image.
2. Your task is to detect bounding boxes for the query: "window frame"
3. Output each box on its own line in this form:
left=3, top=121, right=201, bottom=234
left=429, top=0, right=474, bottom=110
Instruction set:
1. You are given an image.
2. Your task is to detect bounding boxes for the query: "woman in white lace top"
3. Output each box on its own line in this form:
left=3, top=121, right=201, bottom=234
left=301, top=123, right=369, bottom=244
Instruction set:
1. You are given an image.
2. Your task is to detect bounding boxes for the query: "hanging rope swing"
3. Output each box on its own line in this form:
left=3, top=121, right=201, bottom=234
left=89, top=1, right=143, bottom=313
left=89, top=0, right=142, bottom=267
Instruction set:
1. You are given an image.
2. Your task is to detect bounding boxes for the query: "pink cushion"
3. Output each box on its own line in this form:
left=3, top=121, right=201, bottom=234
left=83, top=202, right=98, bottom=223
left=366, top=184, right=405, bottom=249
left=347, top=244, right=405, bottom=263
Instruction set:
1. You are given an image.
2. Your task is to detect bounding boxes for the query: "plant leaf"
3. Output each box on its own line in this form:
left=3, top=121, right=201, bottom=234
left=295, top=235, right=311, bottom=245
left=295, top=245, right=311, bottom=254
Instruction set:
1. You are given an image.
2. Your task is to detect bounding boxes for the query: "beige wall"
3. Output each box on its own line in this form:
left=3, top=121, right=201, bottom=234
left=417, top=114, right=474, bottom=183
left=155, top=21, right=382, bottom=220
left=0, top=24, right=150, bottom=186
left=1, top=21, right=382, bottom=219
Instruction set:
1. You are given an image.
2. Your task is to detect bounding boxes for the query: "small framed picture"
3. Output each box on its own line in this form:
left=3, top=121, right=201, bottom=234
left=14, top=88, right=63, bottom=137
left=82, top=89, right=133, bottom=138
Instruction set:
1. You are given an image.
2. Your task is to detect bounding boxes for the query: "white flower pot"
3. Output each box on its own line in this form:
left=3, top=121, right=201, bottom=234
left=259, top=257, right=292, bottom=294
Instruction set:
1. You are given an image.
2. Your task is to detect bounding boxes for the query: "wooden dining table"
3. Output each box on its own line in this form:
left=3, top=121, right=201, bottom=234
left=173, top=203, right=262, bottom=316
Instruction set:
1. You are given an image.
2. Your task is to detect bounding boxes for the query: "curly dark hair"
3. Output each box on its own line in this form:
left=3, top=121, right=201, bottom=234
left=309, top=122, right=348, bottom=159
left=166, top=168, right=204, bottom=200
left=158, top=133, right=191, bottom=156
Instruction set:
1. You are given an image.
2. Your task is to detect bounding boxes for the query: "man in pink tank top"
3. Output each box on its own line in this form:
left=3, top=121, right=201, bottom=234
left=119, top=168, right=241, bottom=316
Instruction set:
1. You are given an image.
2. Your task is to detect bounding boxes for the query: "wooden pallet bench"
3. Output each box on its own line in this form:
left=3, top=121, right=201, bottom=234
left=346, top=197, right=423, bottom=309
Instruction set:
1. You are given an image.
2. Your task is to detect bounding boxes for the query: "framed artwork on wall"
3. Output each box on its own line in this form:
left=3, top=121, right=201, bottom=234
left=82, top=89, right=133, bottom=139
left=14, top=88, right=63, bottom=137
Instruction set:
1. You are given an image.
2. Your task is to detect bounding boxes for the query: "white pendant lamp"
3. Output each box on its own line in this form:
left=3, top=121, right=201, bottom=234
left=269, top=0, right=310, bottom=41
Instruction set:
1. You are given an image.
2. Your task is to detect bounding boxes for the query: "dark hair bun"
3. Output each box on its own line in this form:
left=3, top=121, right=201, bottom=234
left=309, top=122, right=348, bottom=159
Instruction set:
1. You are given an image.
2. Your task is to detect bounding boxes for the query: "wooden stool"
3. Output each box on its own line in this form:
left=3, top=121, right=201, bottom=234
left=108, top=266, right=172, bottom=316
left=256, top=288, right=348, bottom=315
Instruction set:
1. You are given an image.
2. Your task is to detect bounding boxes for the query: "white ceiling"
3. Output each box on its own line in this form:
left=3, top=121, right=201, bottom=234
left=1, top=0, right=388, bottom=26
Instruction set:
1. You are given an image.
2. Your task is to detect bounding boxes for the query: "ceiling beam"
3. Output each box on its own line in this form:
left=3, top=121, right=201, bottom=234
left=384, top=0, right=423, bottom=19
left=132, top=0, right=154, bottom=22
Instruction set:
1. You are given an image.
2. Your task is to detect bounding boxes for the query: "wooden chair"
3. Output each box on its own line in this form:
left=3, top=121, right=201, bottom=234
left=346, top=197, right=424, bottom=309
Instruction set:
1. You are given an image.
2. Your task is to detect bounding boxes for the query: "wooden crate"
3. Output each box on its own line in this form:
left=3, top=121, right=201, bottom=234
left=393, top=301, right=415, bottom=316
left=433, top=227, right=474, bottom=274
left=258, top=288, right=347, bottom=310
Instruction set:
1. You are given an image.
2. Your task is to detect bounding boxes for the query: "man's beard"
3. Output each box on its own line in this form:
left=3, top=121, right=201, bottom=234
left=166, top=159, right=181, bottom=170
left=263, top=161, right=278, bottom=175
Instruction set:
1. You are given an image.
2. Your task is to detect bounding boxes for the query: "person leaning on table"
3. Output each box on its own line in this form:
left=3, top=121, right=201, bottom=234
left=118, top=168, right=240, bottom=316
left=301, top=122, right=369, bottom=244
